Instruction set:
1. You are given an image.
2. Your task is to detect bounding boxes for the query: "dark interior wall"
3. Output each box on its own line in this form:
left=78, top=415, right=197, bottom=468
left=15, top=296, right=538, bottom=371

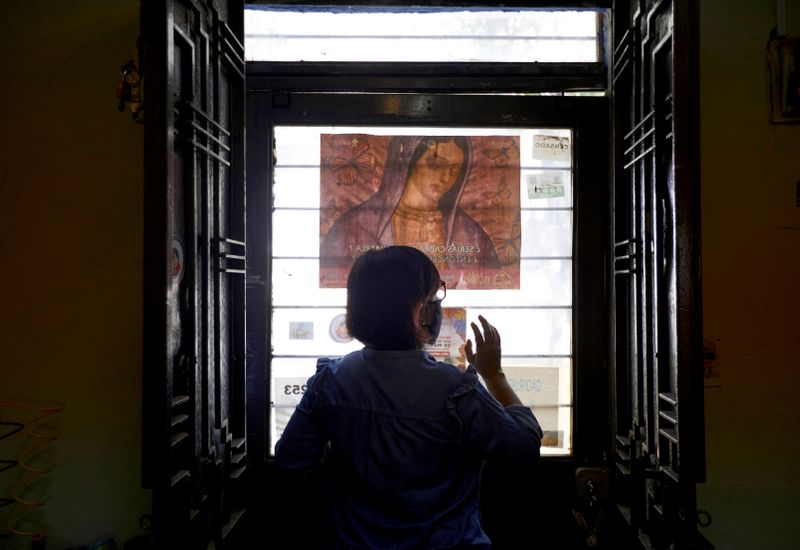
left=697, top=1, right=800, bottom=549
left=1, top=1, right=798, bottom=549
left=0, top=1, right=150, bottom=548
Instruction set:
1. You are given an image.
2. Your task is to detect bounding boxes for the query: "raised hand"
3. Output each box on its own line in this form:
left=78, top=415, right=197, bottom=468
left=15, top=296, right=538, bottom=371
left=464, top=315, right=502, bottom=381
left=464, top=315, right=522, bottom=407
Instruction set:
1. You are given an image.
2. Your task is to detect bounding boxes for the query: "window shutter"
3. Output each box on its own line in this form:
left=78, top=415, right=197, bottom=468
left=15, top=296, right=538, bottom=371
left=609, top=1, right=708, bottom=547
left=141, top=0, right=247, bottom=546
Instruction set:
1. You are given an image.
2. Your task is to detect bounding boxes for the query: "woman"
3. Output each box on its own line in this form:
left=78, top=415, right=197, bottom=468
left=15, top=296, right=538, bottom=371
left=276, top=246, right=541, bottom=549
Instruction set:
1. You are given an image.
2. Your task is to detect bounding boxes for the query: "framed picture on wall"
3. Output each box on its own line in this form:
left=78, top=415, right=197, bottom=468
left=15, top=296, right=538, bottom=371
left=768, top=35, right=800, bottom=124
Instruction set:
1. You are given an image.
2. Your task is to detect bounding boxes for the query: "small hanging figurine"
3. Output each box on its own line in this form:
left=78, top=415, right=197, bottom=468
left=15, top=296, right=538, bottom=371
left=115, top=36, right=144, bottom=124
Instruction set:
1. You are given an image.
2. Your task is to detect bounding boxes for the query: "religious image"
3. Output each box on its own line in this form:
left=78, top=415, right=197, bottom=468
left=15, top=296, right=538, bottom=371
left=423, top=307, right=468, bottom=368
left=319, top=134, right=521, bottom=289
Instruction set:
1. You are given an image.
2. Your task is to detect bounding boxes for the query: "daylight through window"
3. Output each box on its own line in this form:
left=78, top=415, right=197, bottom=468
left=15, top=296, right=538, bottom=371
left=270, top=126, right=575, bottom=456
left=245, top=6, right=599, bottom=63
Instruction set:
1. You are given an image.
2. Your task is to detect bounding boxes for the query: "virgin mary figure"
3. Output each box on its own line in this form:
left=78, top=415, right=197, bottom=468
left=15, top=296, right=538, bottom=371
left=320, top=135, right=500, bottom=283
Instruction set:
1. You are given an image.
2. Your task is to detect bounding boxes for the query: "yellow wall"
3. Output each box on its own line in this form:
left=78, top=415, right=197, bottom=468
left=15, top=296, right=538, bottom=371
left=1, top=1, right=798, bottom=549
left=697, top=1, right=800, bottom=548
left=0, top=2, right=149, bottom=548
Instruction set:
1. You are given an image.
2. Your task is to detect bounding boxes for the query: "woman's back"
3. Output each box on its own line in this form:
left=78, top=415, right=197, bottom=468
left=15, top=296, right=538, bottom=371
left=277, top=348, right=540, bottom=549
left=274, top=246, right=542, bottom=549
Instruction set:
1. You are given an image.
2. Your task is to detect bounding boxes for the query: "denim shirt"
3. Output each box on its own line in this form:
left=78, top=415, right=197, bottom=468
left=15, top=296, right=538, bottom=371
left=275, top=348, right=543, bottom=549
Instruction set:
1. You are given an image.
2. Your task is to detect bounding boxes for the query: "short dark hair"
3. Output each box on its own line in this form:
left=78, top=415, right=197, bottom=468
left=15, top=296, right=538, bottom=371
left=346, top=246, right=440, bottom=350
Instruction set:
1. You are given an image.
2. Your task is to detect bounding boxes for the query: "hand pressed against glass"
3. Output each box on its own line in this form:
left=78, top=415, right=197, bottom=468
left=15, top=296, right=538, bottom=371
left=465, top=315, right=501, bottom=378
left=465, top=315, right=522, bottom=407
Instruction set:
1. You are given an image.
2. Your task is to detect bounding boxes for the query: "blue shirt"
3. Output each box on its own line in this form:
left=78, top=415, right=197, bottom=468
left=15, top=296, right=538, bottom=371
left=275, top=348, right=543, bottom=549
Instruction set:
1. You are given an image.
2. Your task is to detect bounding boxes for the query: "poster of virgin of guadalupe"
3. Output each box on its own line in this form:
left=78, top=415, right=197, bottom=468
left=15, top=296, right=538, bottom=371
left=319, top=134, right=521, bottom=290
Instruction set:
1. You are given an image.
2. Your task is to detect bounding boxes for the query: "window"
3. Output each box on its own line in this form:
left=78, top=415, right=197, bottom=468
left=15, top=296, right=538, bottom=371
left=270, top=125, right=575, bottom=456
left=244, top=4, right=608, bottom=464
left=245, top=6, right=600, bottom=63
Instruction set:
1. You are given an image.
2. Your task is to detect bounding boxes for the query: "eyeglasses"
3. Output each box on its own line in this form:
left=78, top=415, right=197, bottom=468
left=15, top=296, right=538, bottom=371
left=432, top=281, right=446, bottom=302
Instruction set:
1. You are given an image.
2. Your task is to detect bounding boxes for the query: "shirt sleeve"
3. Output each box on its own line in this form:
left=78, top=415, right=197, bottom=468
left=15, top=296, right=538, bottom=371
left=274, top=359, right=331, bottom=472
left=449, top=367, right=543, bottom=468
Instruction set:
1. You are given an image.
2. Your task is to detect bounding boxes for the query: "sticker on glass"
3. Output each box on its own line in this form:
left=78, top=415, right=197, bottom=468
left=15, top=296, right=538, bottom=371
left=532, top=135, right=571, bottom=162
left=527, top=172, right=565, bottom=199
left=505, top=367, right=559, bottom=407
left=289, top=321, right=313, bottom=340
left=329, top=313, right=353, bottom=343
left=273, top=377, right=309, bottom=407
left=423, top=307, right=467, bottom=368
left=272, top=376, right=311, bottom=448
left=541, top=430, right=564, bottom=448
left=504, top=367, right=561, bottom=446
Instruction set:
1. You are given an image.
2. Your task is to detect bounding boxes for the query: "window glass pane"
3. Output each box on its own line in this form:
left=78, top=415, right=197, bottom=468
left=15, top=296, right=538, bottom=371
left=272, top=357, right=323, bottom=447
left=272, top=355, right=573, bottom=456
left=273, top=258, right=346, bottom=307
left=520, top=210, right=573, bottom=257
left=272, top=209, right=321, bottom=257
left=272, top=307, right=361, bottom=356
left=274, top=167, right=318, bottom=208
left=463, top=308, right=571, bottom=356
left=270, top=125, right=575, bottom=456
left=245, top=6, right=599, bottom=63
left=273, top=258, right=571, bottom=307
left=503, top=357, right=573, bottom=456
left=273, top=303, right=571, bottom=356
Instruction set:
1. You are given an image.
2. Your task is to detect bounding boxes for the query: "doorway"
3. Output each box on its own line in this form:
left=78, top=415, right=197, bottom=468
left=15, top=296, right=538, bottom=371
left=244, top=88, right=609, bottom=548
